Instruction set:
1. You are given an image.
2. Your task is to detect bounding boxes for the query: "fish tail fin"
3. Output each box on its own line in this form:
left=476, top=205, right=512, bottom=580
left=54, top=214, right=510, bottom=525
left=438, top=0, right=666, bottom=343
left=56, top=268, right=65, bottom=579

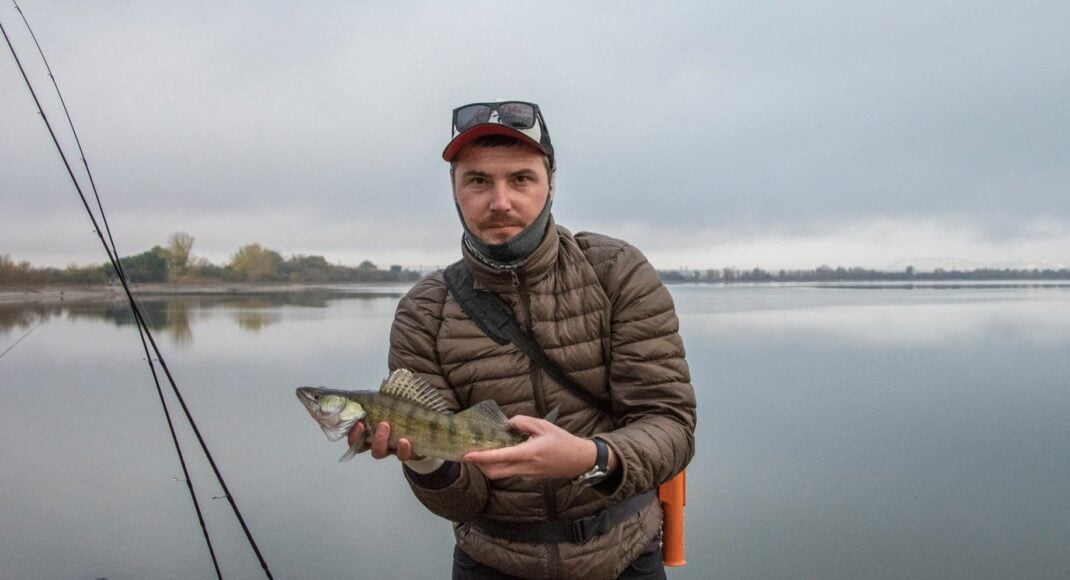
left=543, top=406, right=560, bottom=424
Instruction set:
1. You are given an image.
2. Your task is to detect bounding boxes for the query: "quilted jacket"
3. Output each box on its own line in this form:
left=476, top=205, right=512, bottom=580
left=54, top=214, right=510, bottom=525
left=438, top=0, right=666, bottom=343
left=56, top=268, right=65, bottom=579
left=389, top=221, right=696, bottom=579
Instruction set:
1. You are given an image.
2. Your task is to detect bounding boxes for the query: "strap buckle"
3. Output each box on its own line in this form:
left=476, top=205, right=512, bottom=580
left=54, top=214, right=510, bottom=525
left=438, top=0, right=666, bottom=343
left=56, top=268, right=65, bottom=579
left=570, top=513, right=608, bottom=544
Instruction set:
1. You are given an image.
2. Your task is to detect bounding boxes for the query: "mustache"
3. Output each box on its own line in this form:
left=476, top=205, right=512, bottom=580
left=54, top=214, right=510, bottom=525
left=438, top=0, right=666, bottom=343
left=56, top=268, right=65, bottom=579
left=477, top=215, right=527, bottom=230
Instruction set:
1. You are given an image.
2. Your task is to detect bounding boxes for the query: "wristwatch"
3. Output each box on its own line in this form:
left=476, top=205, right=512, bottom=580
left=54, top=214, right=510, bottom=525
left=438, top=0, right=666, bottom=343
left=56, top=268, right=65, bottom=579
left=575, top=437, right=609, bottom=487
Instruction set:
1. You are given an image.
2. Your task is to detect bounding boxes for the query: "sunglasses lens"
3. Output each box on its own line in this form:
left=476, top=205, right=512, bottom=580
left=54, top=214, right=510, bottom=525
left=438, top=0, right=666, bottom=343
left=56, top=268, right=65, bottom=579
left=455, top=105, right=492, bottom=132
left=497, top=102, right=536, bottom=129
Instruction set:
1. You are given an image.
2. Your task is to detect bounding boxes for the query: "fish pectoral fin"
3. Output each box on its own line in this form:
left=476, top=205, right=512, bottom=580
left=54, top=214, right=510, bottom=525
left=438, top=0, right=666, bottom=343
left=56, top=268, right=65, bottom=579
left=336, top=418, right=369, bottom=461
left=338, top=439, right=364, bottom=462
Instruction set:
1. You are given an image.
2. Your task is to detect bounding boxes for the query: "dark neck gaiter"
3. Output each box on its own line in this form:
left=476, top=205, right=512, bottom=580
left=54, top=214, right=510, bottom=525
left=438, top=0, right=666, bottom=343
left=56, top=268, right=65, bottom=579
left=458, top=197, right=553, bottom=271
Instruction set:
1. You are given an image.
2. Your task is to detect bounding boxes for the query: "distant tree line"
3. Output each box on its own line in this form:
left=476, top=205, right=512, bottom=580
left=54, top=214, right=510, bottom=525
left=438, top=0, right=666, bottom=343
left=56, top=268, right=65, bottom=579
left=659, top=265, right=1070, bottom=283
left=0, top=232, right=421, bottom=284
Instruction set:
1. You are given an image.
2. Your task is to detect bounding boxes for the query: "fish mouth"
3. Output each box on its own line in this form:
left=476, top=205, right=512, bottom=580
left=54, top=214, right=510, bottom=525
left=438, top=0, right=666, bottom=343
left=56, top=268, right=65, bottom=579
left=296, top=387, right=363, bottom=442
left=295, top=387, right=317, bottom=410
left=296, top=387, right=332, bottom=419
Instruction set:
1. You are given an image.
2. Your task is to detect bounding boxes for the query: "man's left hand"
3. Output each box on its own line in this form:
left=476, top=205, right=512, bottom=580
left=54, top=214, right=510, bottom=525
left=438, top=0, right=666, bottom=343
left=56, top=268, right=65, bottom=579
left=463, top=415, right=614, bottom=480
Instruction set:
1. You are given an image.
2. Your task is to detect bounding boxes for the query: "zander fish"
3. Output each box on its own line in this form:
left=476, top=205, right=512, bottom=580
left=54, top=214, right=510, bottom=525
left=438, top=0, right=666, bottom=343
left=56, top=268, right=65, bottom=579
left=297, top=369, right=548, bottom=462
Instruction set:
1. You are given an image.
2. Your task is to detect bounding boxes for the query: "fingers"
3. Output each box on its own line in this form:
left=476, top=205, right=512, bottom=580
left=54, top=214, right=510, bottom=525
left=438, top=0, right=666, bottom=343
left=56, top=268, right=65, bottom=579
left=396, top=437, right=415, bottom=462
left=364, top=422, right=418, bottom=461
left=472, top=460, right=525, bottom=480
left=465, top=444, right=526, bottom=465
left=346, top=420, right=371, bottom=454
left=464, top=418, right=596, bottom=480
left=370, top=422, right=392, bottom=459
left=508, top=414, right=551, bottom=434
left=465, top=442, right=538, bottom=480
left=464, top=447, right=519, bottom=478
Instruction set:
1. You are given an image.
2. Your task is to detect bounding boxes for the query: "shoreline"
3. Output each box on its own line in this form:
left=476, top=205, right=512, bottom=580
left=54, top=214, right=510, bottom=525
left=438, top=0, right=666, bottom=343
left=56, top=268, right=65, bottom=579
left=6, top=278, right=1068, bottom=305
left=0, top=282, right=357, bottom=304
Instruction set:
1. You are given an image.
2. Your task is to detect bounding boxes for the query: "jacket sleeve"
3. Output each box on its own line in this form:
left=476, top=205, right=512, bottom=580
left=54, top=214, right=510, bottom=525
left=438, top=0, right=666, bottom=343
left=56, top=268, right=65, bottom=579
left=388, top=276, right=492, bottom=522
left=593, top=246, right=697, bottom=501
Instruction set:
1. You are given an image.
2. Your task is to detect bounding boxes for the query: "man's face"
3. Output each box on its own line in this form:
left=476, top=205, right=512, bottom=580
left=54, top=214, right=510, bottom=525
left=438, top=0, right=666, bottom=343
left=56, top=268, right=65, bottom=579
left=451, top=143, right=553, bottom=244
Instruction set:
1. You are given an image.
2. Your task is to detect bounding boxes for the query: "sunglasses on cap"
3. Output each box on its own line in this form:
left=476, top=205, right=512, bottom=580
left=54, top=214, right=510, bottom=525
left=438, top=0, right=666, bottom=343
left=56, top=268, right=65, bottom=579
left=452, top=101, right=542, bottom=134
left=445, top=101, right=554, bottom=167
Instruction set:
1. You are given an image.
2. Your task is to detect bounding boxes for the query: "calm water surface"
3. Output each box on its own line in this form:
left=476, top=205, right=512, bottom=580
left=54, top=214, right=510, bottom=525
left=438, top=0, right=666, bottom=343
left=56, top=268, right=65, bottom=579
left=1, top=283, right=1068, bottom=579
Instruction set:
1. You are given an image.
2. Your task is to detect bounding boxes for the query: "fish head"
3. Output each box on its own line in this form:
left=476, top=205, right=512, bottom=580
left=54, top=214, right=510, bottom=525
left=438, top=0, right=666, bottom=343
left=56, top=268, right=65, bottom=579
left=296, top=387, right=366, bottom=441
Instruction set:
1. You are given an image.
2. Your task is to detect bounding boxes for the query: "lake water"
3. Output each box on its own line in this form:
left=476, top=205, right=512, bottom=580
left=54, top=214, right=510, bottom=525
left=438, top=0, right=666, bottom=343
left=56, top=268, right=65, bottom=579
left=1, top=283, right=1068, bottom=579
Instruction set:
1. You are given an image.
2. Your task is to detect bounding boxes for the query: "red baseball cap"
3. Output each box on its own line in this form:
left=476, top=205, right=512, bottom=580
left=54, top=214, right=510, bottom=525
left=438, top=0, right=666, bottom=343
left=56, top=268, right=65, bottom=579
left=443, top=101, right=554, bottom=167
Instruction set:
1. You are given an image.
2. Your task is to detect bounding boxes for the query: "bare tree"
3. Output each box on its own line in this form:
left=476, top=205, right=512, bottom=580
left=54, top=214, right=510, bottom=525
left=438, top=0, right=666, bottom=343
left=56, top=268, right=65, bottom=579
left=165, top=232, right=195, bottom=280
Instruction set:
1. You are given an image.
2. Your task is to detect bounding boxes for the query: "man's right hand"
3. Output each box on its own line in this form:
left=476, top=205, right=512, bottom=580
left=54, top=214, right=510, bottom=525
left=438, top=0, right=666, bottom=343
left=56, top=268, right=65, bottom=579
left=346, top=420, right=420, bottom=461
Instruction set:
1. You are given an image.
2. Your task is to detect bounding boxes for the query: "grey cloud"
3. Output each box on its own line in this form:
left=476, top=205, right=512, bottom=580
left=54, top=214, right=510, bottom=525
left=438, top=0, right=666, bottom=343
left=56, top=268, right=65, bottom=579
left=3, top=1, right=1069, bottom=267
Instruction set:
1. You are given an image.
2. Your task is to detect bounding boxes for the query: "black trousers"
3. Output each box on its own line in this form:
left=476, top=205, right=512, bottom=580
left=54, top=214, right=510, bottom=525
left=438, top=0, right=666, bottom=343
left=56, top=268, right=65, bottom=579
left=452, top=545, right=667, bottom=580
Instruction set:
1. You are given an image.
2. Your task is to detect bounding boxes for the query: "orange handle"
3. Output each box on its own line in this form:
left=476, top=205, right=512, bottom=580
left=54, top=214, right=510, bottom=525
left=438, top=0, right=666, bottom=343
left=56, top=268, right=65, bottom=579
left=658, top=470, right=687, bottom=567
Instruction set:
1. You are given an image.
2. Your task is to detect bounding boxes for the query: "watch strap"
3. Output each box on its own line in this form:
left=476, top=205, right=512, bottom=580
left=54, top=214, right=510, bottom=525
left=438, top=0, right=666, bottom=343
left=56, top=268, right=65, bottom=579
left=592, top=437, right=608, bottom=472
left=576, top=437, right=609, bottom=486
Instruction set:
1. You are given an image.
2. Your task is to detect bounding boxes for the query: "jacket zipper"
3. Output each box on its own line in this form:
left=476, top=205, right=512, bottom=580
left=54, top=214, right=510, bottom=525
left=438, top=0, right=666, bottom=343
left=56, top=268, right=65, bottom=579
left=512, top=271, right=549, bottom=416
left=512, top=270, right=560, bottom=580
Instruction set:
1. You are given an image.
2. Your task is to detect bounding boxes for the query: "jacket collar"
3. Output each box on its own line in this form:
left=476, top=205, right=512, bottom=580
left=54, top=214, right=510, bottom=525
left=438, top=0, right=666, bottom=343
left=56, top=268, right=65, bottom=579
left=462, top=217, right=562, bottom=293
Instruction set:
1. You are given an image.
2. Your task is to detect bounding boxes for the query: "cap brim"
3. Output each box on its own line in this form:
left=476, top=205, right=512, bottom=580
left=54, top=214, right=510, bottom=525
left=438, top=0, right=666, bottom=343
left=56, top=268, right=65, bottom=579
left=442, top=124, right=548, bottom=162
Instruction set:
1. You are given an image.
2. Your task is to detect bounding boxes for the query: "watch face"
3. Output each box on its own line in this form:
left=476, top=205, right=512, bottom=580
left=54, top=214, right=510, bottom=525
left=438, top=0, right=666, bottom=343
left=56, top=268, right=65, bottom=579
left=577, top=438, right=609, bottom=486
left=577, top=466, right=612, bottom=487
left=579, top=470, right=607, bottom=486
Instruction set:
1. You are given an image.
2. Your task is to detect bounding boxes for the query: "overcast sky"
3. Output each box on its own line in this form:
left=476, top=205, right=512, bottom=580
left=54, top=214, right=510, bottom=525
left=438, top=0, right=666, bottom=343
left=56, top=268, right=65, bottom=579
left=2, top=1, right=1068, bottom=271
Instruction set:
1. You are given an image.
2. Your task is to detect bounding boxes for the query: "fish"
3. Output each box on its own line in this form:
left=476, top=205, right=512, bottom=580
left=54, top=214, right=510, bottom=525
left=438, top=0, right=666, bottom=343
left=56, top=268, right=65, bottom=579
left=297, top=368, right=551, bottom=462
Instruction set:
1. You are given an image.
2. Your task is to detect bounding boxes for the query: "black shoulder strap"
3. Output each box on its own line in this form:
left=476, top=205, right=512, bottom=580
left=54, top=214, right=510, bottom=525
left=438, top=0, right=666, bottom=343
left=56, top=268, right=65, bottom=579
left=444, top=261, right=612, bottom=415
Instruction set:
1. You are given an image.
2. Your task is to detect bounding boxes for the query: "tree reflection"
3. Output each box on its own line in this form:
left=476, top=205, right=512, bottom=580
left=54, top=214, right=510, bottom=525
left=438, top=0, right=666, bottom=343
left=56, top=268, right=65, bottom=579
left=234, top=310, right=281, bottom=332
left=0, top=303, right=64, bottom=333
left=0, top=288, right=404, bottom=347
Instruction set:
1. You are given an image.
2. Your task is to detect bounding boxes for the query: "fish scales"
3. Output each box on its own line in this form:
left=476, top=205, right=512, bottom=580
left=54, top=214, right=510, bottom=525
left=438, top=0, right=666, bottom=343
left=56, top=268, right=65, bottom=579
left=352, top=391, right=519, bottom=460
left=297, top=369, right=527, bottom=462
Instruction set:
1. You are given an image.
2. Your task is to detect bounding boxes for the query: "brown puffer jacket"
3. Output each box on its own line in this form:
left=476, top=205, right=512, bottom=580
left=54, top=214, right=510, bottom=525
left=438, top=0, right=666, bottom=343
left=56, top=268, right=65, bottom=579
left=389, top=222, right=696, bottom=580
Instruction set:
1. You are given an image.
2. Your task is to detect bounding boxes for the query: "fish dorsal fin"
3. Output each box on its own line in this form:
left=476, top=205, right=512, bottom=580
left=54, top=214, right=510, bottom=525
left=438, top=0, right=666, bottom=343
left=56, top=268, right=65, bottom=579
left=379, top=369, right=452, bottom=414
left=456, top=399, right=511, bottom=431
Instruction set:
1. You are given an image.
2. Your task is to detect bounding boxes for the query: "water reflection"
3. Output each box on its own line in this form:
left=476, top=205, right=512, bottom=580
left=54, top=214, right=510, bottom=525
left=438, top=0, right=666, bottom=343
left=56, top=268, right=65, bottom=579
left=0, top=288, right=407, bottom=347
left=0, top=301, right=63, bottom=333
left=234, top=310, right=282, bottom=332
left=3, top=285, right=1069, bottom=579
left=670, top=283, right=1070, bottom=348
left=694, top=298, right=1070, bottom=348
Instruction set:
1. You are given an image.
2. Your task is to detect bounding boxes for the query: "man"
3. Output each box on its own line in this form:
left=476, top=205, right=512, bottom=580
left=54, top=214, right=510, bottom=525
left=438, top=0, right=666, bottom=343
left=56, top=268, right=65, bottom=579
left=349, top=101, right=696, bottom=579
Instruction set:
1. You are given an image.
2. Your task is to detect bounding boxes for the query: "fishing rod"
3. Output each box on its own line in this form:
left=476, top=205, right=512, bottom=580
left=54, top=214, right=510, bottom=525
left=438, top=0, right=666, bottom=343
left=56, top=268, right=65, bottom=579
left=2, top=5, right=273, bottom=578
left=1, top=7, right=224, bottom=578
left=0, top=318, right=42, bottom=361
